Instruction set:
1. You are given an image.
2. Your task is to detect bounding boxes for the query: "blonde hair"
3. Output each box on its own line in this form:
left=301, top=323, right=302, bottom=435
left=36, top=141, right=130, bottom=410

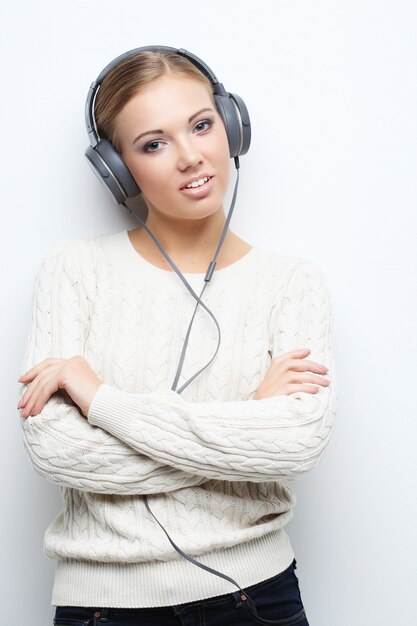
left=94, top=50, right=216, bottom=152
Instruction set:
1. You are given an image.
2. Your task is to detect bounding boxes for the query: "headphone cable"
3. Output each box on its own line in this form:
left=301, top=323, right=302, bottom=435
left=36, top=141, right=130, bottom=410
left=121, top=158, right=290, bottom=624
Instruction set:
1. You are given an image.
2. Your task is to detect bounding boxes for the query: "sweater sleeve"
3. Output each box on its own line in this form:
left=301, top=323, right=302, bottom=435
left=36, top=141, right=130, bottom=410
left=87, top=261, right=338, bottom=483
left=18, top=238, right=209, bottom=494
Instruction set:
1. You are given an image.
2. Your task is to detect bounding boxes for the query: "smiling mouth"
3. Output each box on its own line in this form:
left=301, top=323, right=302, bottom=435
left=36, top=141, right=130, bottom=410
left=180, top=176, right=213, bottom=190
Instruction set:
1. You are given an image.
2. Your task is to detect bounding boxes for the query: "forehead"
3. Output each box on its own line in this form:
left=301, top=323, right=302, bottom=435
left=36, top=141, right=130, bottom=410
left=118, top=75, right=214, bottom=125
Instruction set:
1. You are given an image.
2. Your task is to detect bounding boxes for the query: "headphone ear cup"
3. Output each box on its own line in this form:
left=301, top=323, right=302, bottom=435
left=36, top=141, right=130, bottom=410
left=85, top=139, right=140, bottom=204
left=214, top=92, right=251, bottom=157
left=228, top=92, right=251, bottom=156
left=214, top=94, right=240, bottom=158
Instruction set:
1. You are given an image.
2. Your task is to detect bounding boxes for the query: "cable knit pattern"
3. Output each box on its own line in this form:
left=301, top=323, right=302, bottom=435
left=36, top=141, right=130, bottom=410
left=18, top=229, right=337, bottom=608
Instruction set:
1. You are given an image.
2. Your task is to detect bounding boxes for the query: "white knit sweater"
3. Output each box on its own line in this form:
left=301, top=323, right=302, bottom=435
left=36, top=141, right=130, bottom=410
left=18, top=229, right=337, bottom=608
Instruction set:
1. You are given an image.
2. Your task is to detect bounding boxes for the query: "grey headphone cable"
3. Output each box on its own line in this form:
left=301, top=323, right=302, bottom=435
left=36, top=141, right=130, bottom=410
left=121, top=158, right=287, bottom=623
left=121, top=155, right=240, bottom=393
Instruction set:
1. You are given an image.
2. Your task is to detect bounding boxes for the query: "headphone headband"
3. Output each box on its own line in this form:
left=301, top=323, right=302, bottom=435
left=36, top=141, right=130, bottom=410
left=86, top=45, right=228, bottom=148
left=96, top=46, right=220, bottom=85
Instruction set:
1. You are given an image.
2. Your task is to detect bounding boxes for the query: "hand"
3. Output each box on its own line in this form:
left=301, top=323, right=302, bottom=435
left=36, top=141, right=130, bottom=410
left=17, top=356, right=102, bottom=419
left=253, top=348, right=331, bottom=400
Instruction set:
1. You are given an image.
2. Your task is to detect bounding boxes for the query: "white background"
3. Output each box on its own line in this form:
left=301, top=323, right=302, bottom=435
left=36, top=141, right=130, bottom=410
left=2, top=1, right=416, bottom=625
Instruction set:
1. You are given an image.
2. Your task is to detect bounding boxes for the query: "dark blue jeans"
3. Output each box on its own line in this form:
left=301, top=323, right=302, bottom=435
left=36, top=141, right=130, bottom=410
left=53, top=558, right=310, bottom=626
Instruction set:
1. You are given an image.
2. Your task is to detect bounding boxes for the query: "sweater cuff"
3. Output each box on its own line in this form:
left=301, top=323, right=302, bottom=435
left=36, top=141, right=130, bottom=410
left=87, top=383, right=122, bottom=426
left=86, top=383, right=176, bottom=436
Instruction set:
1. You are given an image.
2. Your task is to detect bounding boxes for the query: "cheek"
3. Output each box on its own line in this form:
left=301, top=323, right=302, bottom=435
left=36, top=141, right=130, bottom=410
left=216, top=128, right=232, bottom=168
left=217, top=131, right=231, bottom=171
left=123, top=156, right=158, bottom=193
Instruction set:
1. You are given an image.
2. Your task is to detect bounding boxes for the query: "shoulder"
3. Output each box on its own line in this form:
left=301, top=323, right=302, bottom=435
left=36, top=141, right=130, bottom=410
left=36, top=233, right=115, bottom=299
left=39, top=234, right=97, bottom=276
left=251, top=244, right=327, bottom=288
left=40, top=230, right=125, bottom=271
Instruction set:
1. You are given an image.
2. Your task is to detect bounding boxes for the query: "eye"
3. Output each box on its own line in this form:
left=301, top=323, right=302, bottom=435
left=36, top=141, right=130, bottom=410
left=142, top=118, right=214, bottom=153
left=143, top=140, right=164, bottom=154
left=194, top=118, right=214, bottom=133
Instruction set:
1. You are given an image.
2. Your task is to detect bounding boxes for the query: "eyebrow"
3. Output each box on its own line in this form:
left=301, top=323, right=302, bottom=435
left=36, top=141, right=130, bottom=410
left=132, top=107, right=215, bottom=145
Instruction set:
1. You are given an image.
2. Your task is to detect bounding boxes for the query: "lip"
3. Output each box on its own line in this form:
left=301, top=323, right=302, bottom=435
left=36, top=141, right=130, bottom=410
left=179, top=175, right=214, bottom=199
left=179, top=174, right=213, bottom=190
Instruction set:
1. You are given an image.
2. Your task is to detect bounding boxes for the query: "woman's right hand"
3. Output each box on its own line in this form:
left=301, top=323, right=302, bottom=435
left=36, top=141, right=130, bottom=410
left=253, top=348, right=331, bottom=400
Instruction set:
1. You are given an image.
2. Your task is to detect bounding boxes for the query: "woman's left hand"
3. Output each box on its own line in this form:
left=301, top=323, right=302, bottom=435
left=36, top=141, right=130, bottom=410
left=17, top=356, right=102, bottom=419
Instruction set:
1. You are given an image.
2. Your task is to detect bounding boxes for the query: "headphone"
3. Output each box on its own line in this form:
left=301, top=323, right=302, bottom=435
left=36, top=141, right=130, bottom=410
left=85, top=44, right=251, bottom=204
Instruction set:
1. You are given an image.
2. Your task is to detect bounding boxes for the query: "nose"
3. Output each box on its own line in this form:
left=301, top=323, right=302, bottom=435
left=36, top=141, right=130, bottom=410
left=176, top=136, right=203, bottom=171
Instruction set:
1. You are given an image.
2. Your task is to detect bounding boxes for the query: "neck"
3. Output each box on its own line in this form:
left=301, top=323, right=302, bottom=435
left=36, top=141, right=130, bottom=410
left=137, top=207, right=235, bottom=262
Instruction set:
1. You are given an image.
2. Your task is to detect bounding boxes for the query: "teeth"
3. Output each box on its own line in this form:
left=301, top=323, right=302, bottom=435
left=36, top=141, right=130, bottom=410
left=186, top=177, right=209, bottom=189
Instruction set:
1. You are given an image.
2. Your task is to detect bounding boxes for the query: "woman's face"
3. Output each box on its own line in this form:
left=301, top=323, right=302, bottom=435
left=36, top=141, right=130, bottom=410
left=114, top=75, right=231, bottom=222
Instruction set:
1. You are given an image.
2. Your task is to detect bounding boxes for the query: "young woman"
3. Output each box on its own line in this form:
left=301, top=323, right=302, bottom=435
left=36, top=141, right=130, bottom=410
left=17, top=46, right=336, bottom=626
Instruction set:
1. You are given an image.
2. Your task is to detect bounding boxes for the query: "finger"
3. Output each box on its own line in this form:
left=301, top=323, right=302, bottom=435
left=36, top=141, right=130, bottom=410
left=290, top=359, right=328, bottom=373
left=18, top=362, right=48, bottom=382
left=18, top=375, right=42, bottom=409
left=18, top=358, right=64, bottom=382
left=287, top=383, right=320, bottom=394
left=291, top=349, right=311, bottom=357
left=272, top=349, right=310, bottom=365
left=305, top=359, right=328, bottom=372
left=19, top=371, right=46, bottom=409
left=275, top=349, right=310, bottom=360
left=20, top=369, right=60, bottom=417
left=23, top=371, right=61, bottom=417
left=290, top=373, right=330, bottom=386
left=19, top=377, right=42, bottom=417
left=20, top=383, right=45, bottom=418
left=18, top=370, right=37, bottom=383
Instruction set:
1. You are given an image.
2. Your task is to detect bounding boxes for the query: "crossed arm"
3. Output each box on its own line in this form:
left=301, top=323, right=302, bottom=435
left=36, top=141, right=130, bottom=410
left=18, top=238, right=337, bottom=493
